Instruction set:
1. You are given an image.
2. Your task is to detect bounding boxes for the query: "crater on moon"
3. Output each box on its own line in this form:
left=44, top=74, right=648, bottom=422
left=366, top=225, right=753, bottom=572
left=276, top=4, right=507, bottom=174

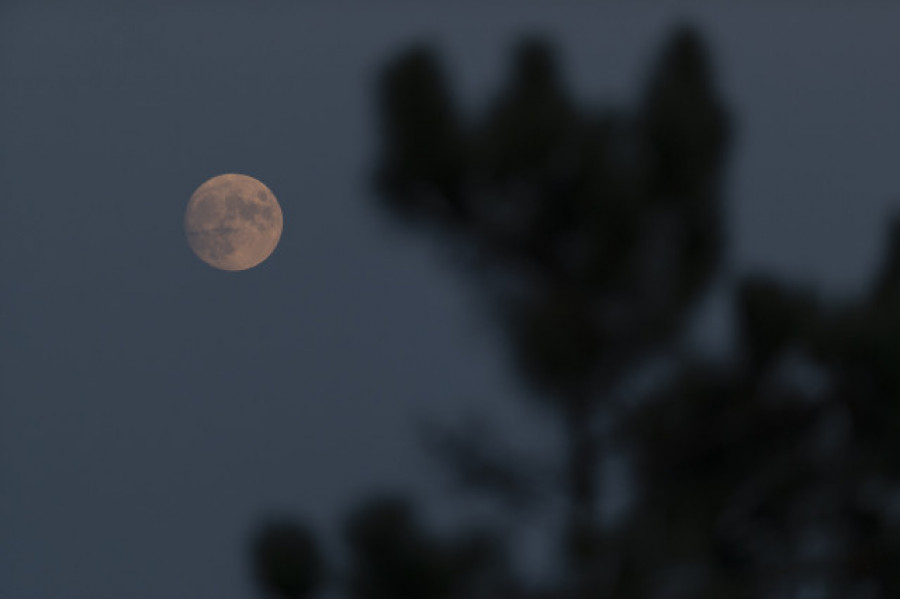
left=185, top=174, right=283, bottom=271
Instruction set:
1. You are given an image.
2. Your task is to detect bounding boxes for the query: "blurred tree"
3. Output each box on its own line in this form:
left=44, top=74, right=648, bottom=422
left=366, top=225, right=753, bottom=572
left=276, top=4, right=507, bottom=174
left=250, top=23, right=900, bottom=599
left=251, top=520, right=324, bottom=599
left=372, top=23, right=730, bottom=598
left=343, top=496, right=515, bottom=599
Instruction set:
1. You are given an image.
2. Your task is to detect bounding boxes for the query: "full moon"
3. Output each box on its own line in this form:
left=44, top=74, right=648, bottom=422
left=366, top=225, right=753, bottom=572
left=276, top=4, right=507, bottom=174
left=185, top=174, right=283, bottom=271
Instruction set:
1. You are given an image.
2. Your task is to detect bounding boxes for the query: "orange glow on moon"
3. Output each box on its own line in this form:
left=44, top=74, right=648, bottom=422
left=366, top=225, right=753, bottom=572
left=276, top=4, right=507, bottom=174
left=185, top=174, right=283, bottom=271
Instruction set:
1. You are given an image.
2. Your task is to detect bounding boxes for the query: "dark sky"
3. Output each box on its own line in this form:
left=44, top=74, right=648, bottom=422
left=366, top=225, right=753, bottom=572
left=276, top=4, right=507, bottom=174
left=3, top=4, right=900, bottom=599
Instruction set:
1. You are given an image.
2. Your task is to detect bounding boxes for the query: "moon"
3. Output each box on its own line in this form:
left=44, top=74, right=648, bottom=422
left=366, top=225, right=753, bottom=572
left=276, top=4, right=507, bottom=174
left=185, top=174, right=283, bottom=271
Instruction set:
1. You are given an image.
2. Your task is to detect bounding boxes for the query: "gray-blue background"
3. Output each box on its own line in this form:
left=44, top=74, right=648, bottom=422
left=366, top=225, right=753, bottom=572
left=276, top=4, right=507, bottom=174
left=3, top=4, right=900, bottom=598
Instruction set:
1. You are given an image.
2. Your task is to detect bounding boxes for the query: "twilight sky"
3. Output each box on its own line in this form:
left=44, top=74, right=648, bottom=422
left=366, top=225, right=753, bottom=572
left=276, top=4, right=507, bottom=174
left=3, top=4, right=900, bottom=599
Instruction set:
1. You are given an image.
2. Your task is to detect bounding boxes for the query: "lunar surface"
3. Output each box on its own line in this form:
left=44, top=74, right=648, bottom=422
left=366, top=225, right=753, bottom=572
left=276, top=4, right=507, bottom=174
left=185, top=174, right=283, bottom=271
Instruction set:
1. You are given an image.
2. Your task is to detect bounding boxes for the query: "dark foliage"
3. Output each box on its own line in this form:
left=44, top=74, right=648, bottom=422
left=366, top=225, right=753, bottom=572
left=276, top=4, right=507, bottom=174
left=251, top=520, right=324, bottom=599
left=250, top=23, right=900, bottom=599
left=343, top=497, right=513, bottom=599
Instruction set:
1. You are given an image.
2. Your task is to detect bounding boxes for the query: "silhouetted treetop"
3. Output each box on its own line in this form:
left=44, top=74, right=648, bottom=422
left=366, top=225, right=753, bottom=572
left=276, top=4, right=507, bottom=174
left=375, top=26, right=731, bottom=406
left=378, top=45, right=466, bottom=219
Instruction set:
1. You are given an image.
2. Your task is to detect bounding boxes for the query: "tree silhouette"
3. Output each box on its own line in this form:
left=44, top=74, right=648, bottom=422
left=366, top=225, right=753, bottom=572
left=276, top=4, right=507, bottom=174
left=372, top=24, right=729, bottom=598
left=251, top=519, right=324, bottom=599
left=251, top=23, right=900, bottom=598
